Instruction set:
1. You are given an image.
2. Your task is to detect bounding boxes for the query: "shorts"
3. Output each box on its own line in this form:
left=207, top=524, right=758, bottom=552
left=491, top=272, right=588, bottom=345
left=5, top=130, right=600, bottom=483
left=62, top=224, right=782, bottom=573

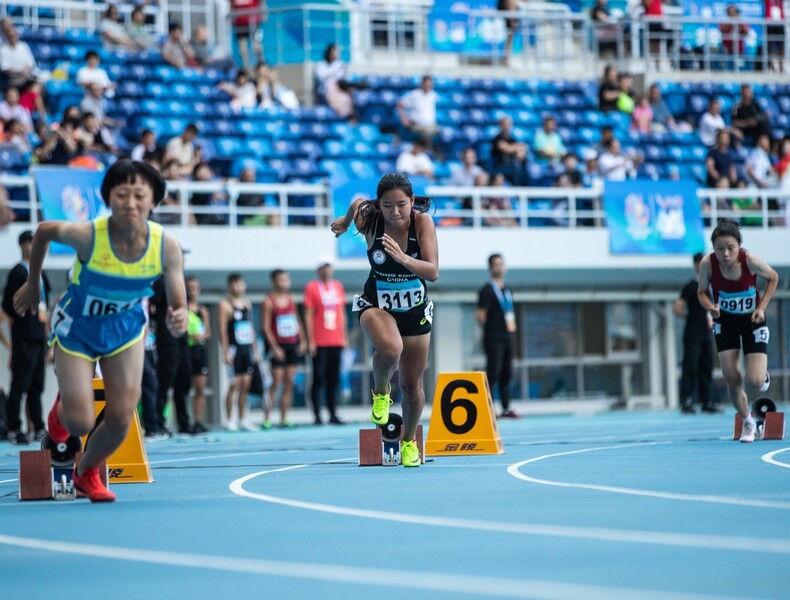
left=50, top=303, right=147, bottom=362
left=354, top=296, right=433, bottom=337
left=270, top=342, right=302, bottom=368
left=713, top=314, right=769, bottom=355
left=228, top=344, right=255, bottom=377
left=190, top=344, right=209, bottom=376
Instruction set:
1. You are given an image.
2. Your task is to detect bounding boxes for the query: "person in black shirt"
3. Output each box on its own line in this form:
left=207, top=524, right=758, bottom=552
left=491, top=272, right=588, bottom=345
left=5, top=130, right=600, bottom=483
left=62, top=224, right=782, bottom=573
left=1, top=230, right=51, bottom=444
left=491, top=116, right=529, bottom=186
left=476, top=253, right=518, bottom=419
left=731, top=83, right=771, bottom=146
left=598, top=64, right=620, bottom=112
left=673, top=253, right=715, bottom=413
left=705, top=130, right=738, bottom=187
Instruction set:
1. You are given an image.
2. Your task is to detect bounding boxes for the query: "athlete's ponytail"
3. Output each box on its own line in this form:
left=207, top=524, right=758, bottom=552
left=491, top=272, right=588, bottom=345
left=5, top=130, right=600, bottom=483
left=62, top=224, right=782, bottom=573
left=356, top=172, right=433, bottom=236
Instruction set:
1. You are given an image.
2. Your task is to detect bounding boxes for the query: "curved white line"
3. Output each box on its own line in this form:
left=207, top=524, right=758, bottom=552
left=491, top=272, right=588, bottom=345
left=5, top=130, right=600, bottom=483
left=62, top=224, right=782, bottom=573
left=762, top=448, right=790, bottom=469
left=507, top=443, right=790, bottom=509
left=0, top=532, right=743, bottom=600
left=229, top=465, right=790, bottom=554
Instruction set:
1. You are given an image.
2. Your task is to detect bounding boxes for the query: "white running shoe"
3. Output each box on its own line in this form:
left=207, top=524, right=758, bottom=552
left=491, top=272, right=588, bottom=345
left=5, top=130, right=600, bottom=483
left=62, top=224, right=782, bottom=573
left=759, top=371, right=770, bottom=393
left=740, top=418, right=756, bottom=443
left=224, top=421, right=239, bottom=432
left=240, top=420, right=258, bottom=432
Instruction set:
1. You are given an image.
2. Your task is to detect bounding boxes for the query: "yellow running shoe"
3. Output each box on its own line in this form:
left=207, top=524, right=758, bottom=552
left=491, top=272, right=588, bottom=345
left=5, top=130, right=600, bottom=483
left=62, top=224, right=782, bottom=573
left=400, top=440, right=421, bottom=467
left=370, top=387, right=392, bottom=425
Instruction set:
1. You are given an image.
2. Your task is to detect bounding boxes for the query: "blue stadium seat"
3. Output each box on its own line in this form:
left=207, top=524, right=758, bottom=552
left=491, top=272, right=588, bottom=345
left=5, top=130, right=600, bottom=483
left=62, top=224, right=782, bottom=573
left=318, top=159, right=350, bottom=186
left=245, top=138, right=274, bottom=157
left=344, top=159, right=377, bottom=180
left=214, top=137, right=243, bottom=157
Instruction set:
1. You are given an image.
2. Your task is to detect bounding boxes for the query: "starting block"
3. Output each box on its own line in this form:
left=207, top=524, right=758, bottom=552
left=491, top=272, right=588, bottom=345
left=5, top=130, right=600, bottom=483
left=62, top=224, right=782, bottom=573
left=733, top=397, right=785, bottom=441
left=19, top=447, right=108, bottom=501
left=359, top=414, right=424, bottom=466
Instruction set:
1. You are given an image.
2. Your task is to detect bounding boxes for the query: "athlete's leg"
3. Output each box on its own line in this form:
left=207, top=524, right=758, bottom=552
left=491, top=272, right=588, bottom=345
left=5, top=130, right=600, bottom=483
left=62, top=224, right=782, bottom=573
left=53, top=345, right=101, bottom=436
left=225, top=374, right=239, bottom=425
left=192, top=373, right=207, bottom=425
left=398, top=333, right=431, bottom=441
left=82, top=338, right=145, bottom=470
left=499, top=342, right=513, bottom=412
left=360, top=309, right=402, bottom=395
left=698, top=337, right=715, bottom=409
left=280, top=364, right=298, bottom=423
left=310, top=348, right=327, bottom=421
left=719, top=349, right=749, bottom=418
left=236, top=373, right=252, bottom=422
left=324, top=347, right=342, bottom=418
left=743, top=351, right=768, bottom=398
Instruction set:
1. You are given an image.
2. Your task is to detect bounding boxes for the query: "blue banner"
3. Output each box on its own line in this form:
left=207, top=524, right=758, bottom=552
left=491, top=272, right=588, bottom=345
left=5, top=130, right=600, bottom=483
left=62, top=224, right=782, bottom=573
left=34, top=167, right=106, bottom=254
left=681, top=0, right=764, bottom=52
left=428, top=1, right=529, bottom=55
left=604, top=180, right=705, bottom=254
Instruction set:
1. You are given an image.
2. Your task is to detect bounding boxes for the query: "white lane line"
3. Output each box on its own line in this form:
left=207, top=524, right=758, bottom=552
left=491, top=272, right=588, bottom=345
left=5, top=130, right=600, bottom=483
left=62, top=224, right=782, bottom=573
left=0, top=532, right=743, bottom=600
left=508, top=444, right=790, bottom=510
left=229, top=465, right=790, bottom=555
left=762, top=448, right=790, bottom=469
left=0, top=479, right=18, bottom=485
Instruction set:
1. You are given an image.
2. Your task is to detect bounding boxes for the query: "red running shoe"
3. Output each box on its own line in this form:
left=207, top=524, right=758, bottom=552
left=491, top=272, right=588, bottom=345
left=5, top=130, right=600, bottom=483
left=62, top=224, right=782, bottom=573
left=47, top=395, right=69, bottom=444
left=73, top=468, right=116, bottom=503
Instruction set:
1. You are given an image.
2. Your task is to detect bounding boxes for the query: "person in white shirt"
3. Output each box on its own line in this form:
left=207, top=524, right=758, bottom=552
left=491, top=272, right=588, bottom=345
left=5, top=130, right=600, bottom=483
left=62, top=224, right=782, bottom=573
left=314, top=43, right=355, bottom=119
left=76, top=50, right=115, bottom=95
left=217, top=69, right=258, bottom=113
left=0, top=26, right=37, bottom=88
left=597, top=138, right=638, bottom=181
left=0, top=86, right=34, bottom=132
left=99, top=4, right=138, bottom=52
left=165, top=123, right=201, bottom=177
left=397, top=75, right=439, bottom=149
left=396, top=140, right=435, bottom=179
left=698, top=97, right=743, bottom=147
left=131, top=129, right=158, bottom=162
left=746, top=133, right=777, bottom=188
left=449, top=147, right=486, bottom=187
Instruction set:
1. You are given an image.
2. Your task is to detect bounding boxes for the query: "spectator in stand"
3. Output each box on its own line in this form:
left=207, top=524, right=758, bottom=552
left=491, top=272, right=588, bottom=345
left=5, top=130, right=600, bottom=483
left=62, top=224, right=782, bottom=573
left=594, top=125, right=614, bottom=156
left=591, top=0, right=619, bottom=57
left=491, top=115, right=529, bottom=186
left=217, top=69, right=257, bottom=113
left=533, top=115, right=566, bottom=164
left=616, top=72, right=635, bottom=114
left=598, top=138, right=640, bottom=180
left=76, top=50, right=115, bottom=96
left=314, top=43, right=356, bottom=120
left=229, top=0, right=266, bottom=70
left=125, top=6, right=156, bottom=52
left=773, top=136, right=790, bottom=191
left=560, top=152, right=583, bottom=187
left=396, top=139, right=435, bottom=179
left=99, top=4, right=138, bottom=52
left=648, top=83, right=692, bottom=133
left=191, top=25, right=236, bottom=71
left=42, top=116, right=83, bottom=165
left=698, top=98, right=743, bottom=147
left=0, top=86, right=33, bottom=133
left=81, top=112, right=117, bottom=154
left=396, top=75, right=439, bottom=151
left=498, top=0, right=520, bottom=66
left=5, top=119, right=31, bottom=153
left=190, top=162, right=228, bottom=225
left=80, top=82, right=113, bottom=127
left=449, top=147, right=486, bottom=187
left=631, top=95, right=653, bottom=134
left=254, top=62, right=299, bottom=110
left=719, top=4, right=750, bottom=69
left=732, top=84, right=771, bottom=146
left=161, top=22, right=197, bottom=69
left=764, top=0, right=785, bottom=72
left=131, top=129, right=157, bottom=161
left=155, top=159, right=196, bottom=225
left=746, top=133, right=777, bottom=188
left=598, top=64, right=620, bottom=112
left=705, top=129, right=739, bottom=187
left=642, top=0, right=671, bottom=65
left=482, top=173, right=518, bottom=227
left=165, top=123, right=201, bottom=177
left=18, top=79, right=47, bottom=123
left=0, top=25, right=38, bottom=89
left=236, top=166, right=267, bottom=225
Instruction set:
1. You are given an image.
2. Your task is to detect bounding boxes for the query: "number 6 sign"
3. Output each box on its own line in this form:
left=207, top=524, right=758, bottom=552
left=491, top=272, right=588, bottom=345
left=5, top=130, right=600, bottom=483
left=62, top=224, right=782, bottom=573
left=425, top=372, right=504, bottom=456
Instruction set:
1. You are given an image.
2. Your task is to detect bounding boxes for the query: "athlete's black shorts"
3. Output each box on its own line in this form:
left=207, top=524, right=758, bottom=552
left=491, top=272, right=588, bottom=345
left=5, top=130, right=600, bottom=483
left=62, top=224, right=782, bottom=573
left=713, top=314, right=769, bottom=355
left=229, top=344, right=255, bottom=377
left=270, top=342, right=303, bottom=367
left=190, top=344, right=209, bottom=376
left=354, top=296, right=433, bottom=337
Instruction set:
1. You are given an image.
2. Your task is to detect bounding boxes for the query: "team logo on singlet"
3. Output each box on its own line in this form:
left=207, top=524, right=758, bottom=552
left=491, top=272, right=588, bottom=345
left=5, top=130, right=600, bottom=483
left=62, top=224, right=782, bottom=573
left=372, top=249, right=386, bottom=265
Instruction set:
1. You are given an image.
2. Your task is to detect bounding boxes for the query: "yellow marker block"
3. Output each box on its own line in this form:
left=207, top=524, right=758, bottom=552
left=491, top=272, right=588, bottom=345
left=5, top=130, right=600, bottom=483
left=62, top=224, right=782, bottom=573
left=426, top=372, right=504, bottom=456
left=80, top=378, right=154, bottom=484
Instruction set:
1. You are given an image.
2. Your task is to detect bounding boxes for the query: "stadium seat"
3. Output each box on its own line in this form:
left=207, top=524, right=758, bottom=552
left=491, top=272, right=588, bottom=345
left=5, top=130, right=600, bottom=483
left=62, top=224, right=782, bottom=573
left=0, top=144, right=29, bottom=172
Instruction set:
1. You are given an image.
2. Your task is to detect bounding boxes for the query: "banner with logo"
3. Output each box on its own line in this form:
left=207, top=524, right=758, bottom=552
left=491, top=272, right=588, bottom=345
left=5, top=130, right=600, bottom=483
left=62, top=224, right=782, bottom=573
left=603, top=180, right=705, bottom=254
left=428, top=1, right=529, bottom=55
left=681, top=0, right=764, bottom=52
left=33, top=167, right=106, bottom=254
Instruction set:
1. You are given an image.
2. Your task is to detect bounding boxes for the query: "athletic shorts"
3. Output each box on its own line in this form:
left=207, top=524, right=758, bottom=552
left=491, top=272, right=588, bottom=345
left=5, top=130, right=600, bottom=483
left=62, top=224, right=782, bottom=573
left=228, top=344, right=255, bottom=377
left=50, top=302, right=146, bottom=361
left=713, top=314, right=769, bottom=355
left=190, top=344, right=209, bottom=376
left=354, top=295, right=433, bottom=337
left=270, top=342, right=302, bottom=368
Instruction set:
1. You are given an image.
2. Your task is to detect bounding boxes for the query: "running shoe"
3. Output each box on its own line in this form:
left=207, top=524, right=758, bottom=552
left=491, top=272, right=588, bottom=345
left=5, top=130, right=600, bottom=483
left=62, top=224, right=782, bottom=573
left=739, top=417, right=756, bottom=443
left=73, top=467, right=116, bottom=503
left=8, top=431, right=29, bottom=446
left=240, top=420, right=258, bottom=432
left=329, top=415, right=344, bottom=425
left=261, top=420, right=272, bottom=430
left=500, top=409, right=519, bottom=419
left=279, top=420, right=295, bottom=429
left=400, top=440, right=421, bottom=467
left=370, top=386, right=392, bottom=425
left=759, top=371, right=770, bottom=393
left=224, top=421, right=239, bottom=432
left=47, top=396, right=69, bottom=443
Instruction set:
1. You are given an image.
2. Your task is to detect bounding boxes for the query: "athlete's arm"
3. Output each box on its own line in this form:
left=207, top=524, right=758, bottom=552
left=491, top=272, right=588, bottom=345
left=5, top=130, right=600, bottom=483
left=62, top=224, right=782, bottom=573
left=303, top=297, right=316, bottom=356
left=260, top=296, right=281, bottom=357
left=747, top=253, right=779, bottom=324
left=162, top=235, right=187, bottom=337
left=199, top=305, right=211, bottom=341
left=672, top=297, right=687, bottom=318
left=13, top=221, right=92, bottom=315
left=382, top=211, right=439, bottom=282
left=217, top=300, right=232, bottom=365
left=331, top=196, right=367, bottom=237
left=294, top=295, right=308, bottom=353
left=696, top=256, right=718, bottom=319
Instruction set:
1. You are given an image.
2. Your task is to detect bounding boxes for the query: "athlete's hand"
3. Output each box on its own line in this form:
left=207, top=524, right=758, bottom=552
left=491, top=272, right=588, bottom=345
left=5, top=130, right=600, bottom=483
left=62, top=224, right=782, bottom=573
left=751, top=308, right=766, bottom=324
left=224, top=349, right=234, bottom=365
left=381, top=233, right=407, bottom=264
left=13, top=281, right=41, bottom=317
left=166, top=306, right=188, bottom=336
left=273, top=346, right=285, bottom=361
left=307, top=341, right=317, bottom=357
left=331, top=217, right=350, bottom=238
left=709, top=304, right=720, bottom=320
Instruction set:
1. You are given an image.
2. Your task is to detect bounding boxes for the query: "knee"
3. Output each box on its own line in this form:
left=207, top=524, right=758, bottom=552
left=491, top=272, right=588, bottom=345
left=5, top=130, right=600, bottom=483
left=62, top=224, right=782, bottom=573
left=746, top=372, right=765, bottom=389
left=375, top=340, right=403, bottom=364
left=62, top=412, right=95, bottom=437
left=399, top=380, right=424, bottom=401
left=723, top=370, right=742, bottom=390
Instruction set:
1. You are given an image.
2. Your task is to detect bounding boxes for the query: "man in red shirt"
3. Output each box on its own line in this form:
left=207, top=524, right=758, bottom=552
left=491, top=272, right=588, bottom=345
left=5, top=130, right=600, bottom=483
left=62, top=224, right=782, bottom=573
left=764, top=0, right=785, bottom=72
left=229, top=0, right=266, bottom=69
left=303, top=256, right=347, bottom=425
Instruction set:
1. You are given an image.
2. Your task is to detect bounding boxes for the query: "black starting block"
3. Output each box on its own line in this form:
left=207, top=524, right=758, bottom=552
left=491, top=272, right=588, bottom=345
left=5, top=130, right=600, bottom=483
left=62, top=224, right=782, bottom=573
left=733, top=397, right=785, bottom=441
left=359, top=414, right=424, bottom=466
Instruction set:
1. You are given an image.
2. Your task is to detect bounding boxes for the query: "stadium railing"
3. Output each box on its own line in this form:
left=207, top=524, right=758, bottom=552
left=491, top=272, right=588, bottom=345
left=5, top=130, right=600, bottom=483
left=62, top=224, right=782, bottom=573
left=3, top=173, right=788, bottom=229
